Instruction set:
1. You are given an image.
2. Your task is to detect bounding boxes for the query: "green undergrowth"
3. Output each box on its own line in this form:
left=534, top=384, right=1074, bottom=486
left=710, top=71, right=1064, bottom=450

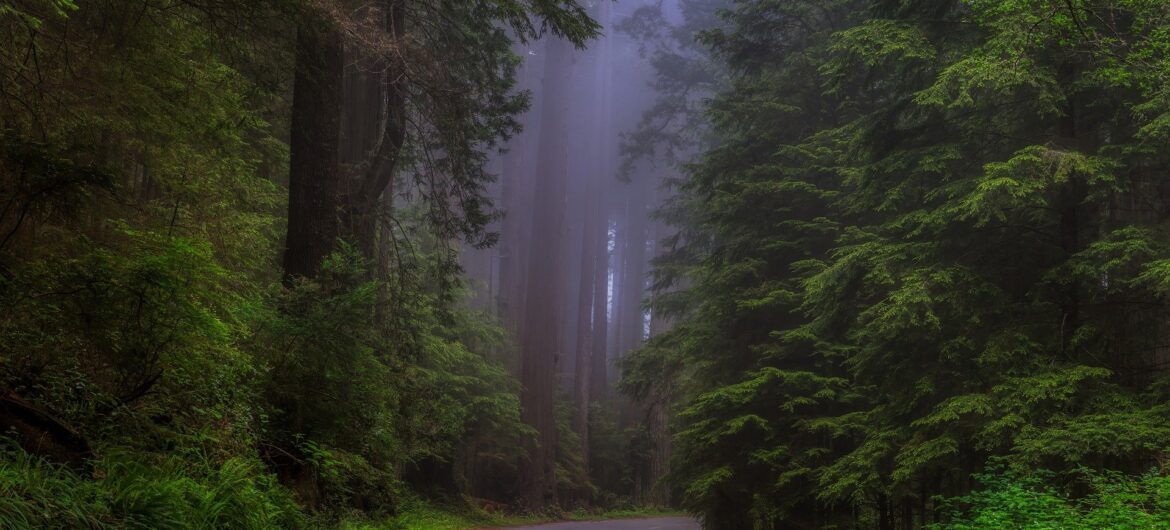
left=935, top=465, right=1170, bottom=529
left=0, top=438, right=683, bottom=530
left=336, top=502, right=535, bottom=530
left=566, top=507, right=687, bottom=521
left=350, top=501, right=686, bottom=530
left=0, top=442, right=302, bottom=529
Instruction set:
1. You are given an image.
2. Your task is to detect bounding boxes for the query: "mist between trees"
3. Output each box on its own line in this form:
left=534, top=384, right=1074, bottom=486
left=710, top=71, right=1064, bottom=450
left=7, top=0, right=1170, bottom=529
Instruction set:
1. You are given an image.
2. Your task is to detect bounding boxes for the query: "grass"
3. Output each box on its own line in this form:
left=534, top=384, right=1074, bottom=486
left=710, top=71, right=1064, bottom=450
left=345, top=501, right=688, bottom=530
left=565, top=507, right=688, bottom=522
left=338, top=502, right=539, bottom=530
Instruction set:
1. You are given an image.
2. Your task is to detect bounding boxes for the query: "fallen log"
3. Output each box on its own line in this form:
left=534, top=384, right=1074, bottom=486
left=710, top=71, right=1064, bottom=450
left=0, top=390, right=93, bottom=469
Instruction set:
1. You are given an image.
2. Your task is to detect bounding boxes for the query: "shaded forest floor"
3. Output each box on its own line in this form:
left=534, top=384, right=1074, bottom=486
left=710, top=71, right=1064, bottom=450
left=350, top=503, right=684, bottom=530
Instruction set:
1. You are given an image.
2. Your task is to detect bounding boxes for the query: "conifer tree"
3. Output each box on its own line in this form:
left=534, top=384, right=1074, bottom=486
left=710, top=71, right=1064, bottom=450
left=629, top=0, right=1170, bottom=527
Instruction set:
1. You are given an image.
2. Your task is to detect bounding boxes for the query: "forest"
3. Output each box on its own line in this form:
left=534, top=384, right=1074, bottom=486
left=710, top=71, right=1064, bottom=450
left=5, top=0, right=1170, bottom=529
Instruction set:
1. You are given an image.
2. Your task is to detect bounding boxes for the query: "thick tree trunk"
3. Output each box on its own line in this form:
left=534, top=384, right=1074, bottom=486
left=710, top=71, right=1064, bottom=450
left=284, top=1, right=404, bottom=281
left=571, top=3, right=610, bottom=466
left=590, top=213, right=610, bottom=401
left=648, top=391, right=671, bottom=504
left=616, top=177, right=649, bottom=365
left=340, top=0, right=405, bottom=261
left=879, top=493, right=894, bottom=530
left=641, top=186, right=672, bottom=505
left=588, top=4, right=613, bottom=403
left=633, top=393, right=671, bottom=505
left=517, top=35, right=574, bottom=510
left=498, top=41, right=543, bottom=352
left=571, top=173, right=598, bottom=467
left=283, top=10, right=344, bottom=281
left=606, top=201, right=624, bottom=391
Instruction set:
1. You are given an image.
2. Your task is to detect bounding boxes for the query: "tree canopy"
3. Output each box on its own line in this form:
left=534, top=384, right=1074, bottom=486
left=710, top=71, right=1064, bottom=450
left=624, top=0, right=1170, bottom=527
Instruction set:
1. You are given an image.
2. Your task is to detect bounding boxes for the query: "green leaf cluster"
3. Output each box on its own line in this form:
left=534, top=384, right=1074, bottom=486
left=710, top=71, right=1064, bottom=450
left=937, top=464, right=1170, bottom=530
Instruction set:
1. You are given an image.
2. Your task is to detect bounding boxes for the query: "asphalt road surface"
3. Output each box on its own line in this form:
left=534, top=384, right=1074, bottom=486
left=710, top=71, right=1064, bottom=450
left=499, top=517, right=700, bottom=530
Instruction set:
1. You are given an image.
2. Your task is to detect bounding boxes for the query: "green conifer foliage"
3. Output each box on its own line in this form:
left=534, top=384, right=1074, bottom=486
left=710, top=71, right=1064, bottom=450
left=633, top=0, right=1170, bottom=527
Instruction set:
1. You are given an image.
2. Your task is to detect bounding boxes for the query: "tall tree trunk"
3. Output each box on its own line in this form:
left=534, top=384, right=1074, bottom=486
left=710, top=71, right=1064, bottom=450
left=572, top=170, right=598, bottom=468
left=283, top=9, right=344, bottom=281
left=517, top=35, right=573, bottom=510
left=588, top=2, right=613, bottom=403
left=571, top=0, right=609, bottom=467
left=590, top=211, right=610, bottom=401
left=641, top=184, right=672, bottom=505
left=606, top=198, right=624, bottom=390
left=284, top=1, right=404, bottom=281
left=879, top=493, right=894, bottom=530
left=647, top=389, right=671, bottom=504
left=498, top=40, right=542, bottom=354
left=340, top=0, right=405, bottom=260
left=616, top=176, right=649, bottom=364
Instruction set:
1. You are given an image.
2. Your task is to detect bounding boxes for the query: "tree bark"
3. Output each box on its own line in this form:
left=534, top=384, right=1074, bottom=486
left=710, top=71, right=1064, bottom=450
left=284, top=1, right=404, bottom=280
left=604, top=199, right=623, bottom=396
left=588, top=3, right=613, bottom=403
left=590, top=212, right=610, bottom=401
left=340, top=0, right=406, bottom=261
left=498, top=40, right=543, bottom=353
left=283, top=8, right=344, bottom=281
left=616, top=176, right=649, bottom=365
left=517, top=35, right=574, bottom=509
left=571, top=169, right=598, bottom=467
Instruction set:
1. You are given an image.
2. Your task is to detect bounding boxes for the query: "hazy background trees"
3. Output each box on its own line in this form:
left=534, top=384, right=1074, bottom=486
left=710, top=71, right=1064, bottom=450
left=15, top=0, right=1170, bottom=528
left=456, top=0, right=708, bottom=511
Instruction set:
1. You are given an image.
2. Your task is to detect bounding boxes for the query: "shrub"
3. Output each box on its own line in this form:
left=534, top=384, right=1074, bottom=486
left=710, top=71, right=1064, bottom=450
left=937, top=465, right=1170, bottom=529
left=0, top=441, right=303, bottom=529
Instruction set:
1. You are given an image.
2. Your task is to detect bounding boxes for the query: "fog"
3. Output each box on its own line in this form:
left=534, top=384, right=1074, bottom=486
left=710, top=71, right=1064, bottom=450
left=14, top=0, right=1170, bottom=526
left=456, top=0, right=702, bottom=505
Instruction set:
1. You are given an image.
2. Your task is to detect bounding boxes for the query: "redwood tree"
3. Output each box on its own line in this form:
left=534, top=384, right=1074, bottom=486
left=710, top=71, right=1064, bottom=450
left=283, top=7, right=344, bottom=281
left=282, top=1, right=598, bottom=280
left=517, top=34, right=576, bottom=509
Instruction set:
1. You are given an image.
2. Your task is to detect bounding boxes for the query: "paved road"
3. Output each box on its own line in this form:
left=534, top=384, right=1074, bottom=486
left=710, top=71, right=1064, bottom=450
left=500, top=517, right=700, bottom=530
